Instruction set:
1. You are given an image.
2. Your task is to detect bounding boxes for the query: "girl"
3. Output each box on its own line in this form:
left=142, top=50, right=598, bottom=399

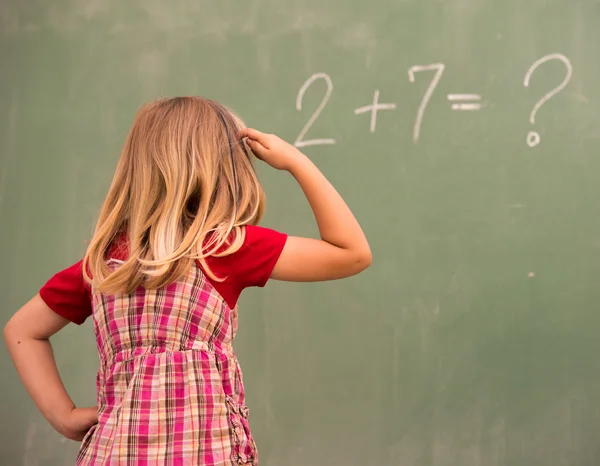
left=4, top=97, right=371, bottom=465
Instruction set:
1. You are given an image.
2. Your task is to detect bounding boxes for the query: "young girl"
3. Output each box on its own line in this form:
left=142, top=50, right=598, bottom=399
left=4, top=97, right=371, bottom=465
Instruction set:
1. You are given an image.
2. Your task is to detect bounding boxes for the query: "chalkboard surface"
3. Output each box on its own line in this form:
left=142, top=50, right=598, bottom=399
left=2, top=1, right=600, bottom=465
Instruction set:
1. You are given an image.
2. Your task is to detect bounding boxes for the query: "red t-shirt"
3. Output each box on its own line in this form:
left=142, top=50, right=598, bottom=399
left=39, top=225, right=287, bottom=325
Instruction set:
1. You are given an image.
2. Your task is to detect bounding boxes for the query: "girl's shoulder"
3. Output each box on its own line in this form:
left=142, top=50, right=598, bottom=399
left=204, top=225, right=288, bottom=307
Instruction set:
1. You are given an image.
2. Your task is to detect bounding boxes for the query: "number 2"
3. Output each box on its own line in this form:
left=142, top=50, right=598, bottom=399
left=408, top=63, right=445, bottom=144
left=294, top=73, right=336, bottom=148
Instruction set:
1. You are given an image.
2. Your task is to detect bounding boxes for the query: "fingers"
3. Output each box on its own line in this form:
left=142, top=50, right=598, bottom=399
left=245, top=139, right=266, bottom=161
left=238, top=128, right=269, bottom=147
left=85, top=406, right=99, bottom=423
left=74, top=407, right=98, bottom=427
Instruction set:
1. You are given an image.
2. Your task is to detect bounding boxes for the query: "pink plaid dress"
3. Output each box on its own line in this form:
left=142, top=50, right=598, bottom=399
left=76, top=261, right=258, bottom=465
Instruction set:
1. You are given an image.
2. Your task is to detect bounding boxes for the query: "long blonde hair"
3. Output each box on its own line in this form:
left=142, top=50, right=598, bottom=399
left=83, top=96, right=265, bottom=294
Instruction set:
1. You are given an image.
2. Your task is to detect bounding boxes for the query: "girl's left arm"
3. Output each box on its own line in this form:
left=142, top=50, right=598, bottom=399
left=4, top=295, right=97, bottom=441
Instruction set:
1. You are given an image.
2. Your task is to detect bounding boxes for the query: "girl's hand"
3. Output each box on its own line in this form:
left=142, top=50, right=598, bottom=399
left=57, top=406, right=98, bottom=441
left=239, top=128, right=304, bottom=171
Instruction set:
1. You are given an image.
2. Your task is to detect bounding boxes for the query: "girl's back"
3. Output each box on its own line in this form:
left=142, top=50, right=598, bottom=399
left=42, top=224, right=286, bottom=464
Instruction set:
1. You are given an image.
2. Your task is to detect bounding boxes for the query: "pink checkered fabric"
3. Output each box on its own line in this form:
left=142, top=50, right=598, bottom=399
left=76, top=262, right=258, bottom=465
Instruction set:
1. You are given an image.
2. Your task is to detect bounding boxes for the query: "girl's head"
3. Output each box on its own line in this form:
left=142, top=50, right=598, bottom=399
left=83, top=96, right=265, bottom=293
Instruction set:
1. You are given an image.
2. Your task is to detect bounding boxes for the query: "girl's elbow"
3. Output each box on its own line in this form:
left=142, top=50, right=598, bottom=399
left=350, top=248, right=372, bottom=274
left=361, top=250, right=373, bottom=270
left=3, top=318, right=19, bottom=347
left=4, top=314, right=31, bottom=345
left=4, top=317, right=15, bottom=338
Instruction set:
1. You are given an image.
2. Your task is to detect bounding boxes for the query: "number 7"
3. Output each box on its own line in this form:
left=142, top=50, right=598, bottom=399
left=408, top=63, right=445, bottom=144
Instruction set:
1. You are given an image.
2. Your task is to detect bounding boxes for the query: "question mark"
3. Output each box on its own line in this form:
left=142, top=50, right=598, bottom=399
left=523, top=53, right=573, bottom=148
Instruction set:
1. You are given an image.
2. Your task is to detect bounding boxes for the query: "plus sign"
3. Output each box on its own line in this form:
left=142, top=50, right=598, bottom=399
left=353, top=90, right=396, bottom=133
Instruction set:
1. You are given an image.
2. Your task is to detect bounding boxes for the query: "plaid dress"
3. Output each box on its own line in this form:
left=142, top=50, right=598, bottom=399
left=76, top=261, right=258, bottom=465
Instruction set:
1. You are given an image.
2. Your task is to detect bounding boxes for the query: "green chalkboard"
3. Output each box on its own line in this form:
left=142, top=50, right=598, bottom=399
left=2, top=1, right=600, bottom=465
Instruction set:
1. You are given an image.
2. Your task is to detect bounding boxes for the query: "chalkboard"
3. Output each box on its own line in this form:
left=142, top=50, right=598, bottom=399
left=2, top=1, right=600, bottom=465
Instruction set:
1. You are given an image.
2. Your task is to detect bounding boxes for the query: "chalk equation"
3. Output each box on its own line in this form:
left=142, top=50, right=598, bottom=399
left=292, top=53, right=573, bottom=149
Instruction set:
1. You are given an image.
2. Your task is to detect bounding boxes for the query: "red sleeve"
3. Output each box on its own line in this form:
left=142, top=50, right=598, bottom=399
left=204, top=225, right=288, bottom=308
left=39, top=260, right=92, bottom=325
left=235, top=225, right=288, bottom=288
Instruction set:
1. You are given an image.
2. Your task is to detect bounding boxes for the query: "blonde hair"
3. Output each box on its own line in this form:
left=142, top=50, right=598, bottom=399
left=83, top=96, right=265, bottom=294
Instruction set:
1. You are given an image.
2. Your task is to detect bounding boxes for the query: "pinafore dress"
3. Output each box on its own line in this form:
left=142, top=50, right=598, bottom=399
left=76, top=261, right=258, bottom=465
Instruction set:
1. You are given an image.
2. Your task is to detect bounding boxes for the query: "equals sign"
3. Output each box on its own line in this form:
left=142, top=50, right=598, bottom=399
left=447, top=94, right=482, bottom=111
